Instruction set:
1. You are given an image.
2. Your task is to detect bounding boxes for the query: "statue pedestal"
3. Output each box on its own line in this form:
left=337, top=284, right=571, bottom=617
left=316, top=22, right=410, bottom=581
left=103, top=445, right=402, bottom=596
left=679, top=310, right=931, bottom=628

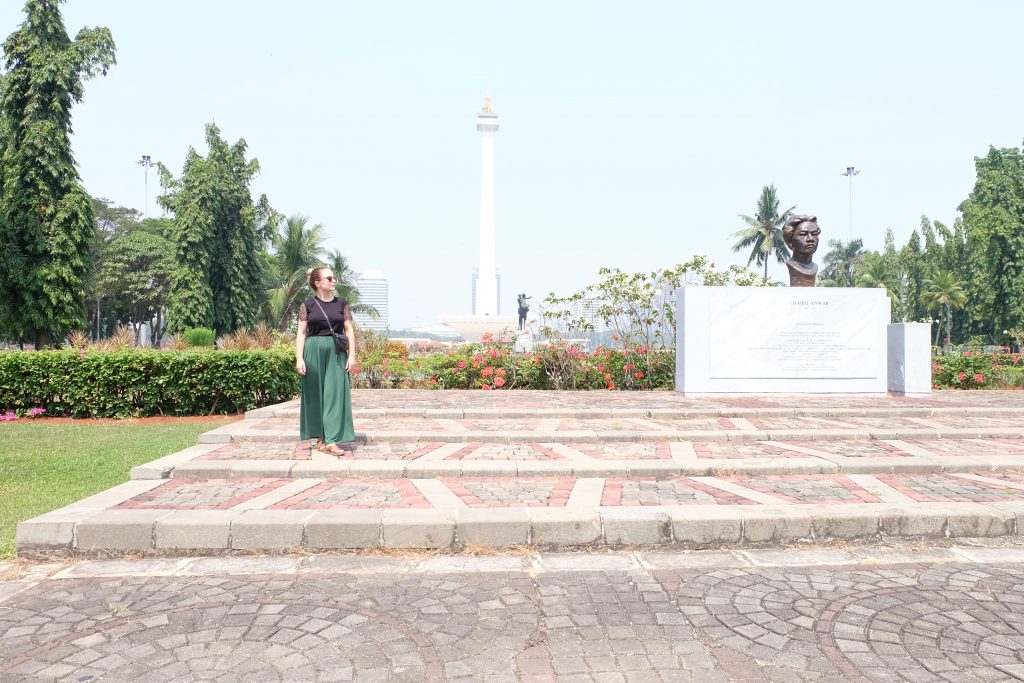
left=675, top=287, right=890, bottom=395
left=438, top=315, right=518, bottom=343
left=514, top=330, right=535, bottom=353
left=887, top=323, right=932, bottom=396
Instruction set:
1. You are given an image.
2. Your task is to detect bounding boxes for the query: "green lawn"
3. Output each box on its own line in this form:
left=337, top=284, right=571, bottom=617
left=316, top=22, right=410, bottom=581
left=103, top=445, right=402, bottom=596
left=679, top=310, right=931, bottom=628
left=0, top=417, right=238, bottom=558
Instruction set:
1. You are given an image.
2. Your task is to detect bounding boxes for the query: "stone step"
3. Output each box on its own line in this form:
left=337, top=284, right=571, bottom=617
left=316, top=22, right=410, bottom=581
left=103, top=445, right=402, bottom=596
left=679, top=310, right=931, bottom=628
left=18, top=471, right=1024, bottom=555
left=245, top=390, right=1024, bottom=418
left=258, top=405, right=1024, bottom=419
left=199, top=413, right=1024, bottom=444
left=130, top=438, right=1024, bottom=481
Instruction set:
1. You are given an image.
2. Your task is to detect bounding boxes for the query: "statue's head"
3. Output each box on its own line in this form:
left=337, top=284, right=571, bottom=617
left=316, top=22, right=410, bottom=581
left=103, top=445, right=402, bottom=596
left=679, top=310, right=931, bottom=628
left=783, top=215, right=821, bottom=258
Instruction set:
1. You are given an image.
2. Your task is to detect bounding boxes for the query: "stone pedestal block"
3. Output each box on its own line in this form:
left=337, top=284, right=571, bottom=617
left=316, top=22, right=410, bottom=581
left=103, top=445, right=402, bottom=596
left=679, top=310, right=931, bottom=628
left=887, top=322, right=932, bottom=395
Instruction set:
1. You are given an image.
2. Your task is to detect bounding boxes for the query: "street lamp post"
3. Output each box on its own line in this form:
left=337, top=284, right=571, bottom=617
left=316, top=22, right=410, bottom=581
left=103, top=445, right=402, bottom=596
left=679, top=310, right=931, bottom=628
left=841, top=166, right=860, bottom=241
left=137, top=155, right=155, bottom=218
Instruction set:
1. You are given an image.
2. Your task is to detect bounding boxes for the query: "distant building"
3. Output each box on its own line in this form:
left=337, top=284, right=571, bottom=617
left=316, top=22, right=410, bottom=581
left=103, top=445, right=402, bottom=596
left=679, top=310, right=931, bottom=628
left=573, top=297, right=607, bottom=332
left=471, top=268, right=501, bottom=315
left=352, top=270, right=389, bottom=333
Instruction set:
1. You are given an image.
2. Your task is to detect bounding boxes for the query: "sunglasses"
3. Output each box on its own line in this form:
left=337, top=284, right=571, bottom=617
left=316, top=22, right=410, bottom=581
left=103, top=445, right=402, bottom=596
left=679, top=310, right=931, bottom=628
left=320, top=276, right=336, bottom=282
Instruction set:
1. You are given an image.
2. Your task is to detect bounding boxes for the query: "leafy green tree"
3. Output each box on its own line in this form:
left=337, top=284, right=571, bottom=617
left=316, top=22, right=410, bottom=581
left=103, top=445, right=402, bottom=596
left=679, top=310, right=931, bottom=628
left=958, top=144, right=1024, bottom=339
left=0, top=0, right=115, bottom=346
left=730, top=185, right=794, bottom=279
left=819, top=238, right=865, bottom=287
left=921, top=270, right=967, bottom=348
left=899, top=230, right=927, bottom=323
left=855, top=252, right=897, bottom=322
left=95, top=231, right=175, bottom=343
left=158, top=124, right=270, bottom=333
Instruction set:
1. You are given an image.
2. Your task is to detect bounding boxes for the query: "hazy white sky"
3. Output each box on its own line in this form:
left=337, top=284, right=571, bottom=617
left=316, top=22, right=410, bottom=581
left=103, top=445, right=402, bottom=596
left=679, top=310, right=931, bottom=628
left=3, top=1, right=1023, bottom=328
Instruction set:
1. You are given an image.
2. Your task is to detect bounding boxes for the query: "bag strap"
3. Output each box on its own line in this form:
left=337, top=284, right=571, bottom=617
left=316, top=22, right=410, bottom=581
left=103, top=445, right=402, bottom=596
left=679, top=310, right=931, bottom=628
left=310, top=298, right=338, bottom=335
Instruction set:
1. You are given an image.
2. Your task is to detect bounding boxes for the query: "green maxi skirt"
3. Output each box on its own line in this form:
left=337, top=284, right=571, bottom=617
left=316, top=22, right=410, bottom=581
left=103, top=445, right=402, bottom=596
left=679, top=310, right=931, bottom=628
left=299, top=335, right=355, bottom=445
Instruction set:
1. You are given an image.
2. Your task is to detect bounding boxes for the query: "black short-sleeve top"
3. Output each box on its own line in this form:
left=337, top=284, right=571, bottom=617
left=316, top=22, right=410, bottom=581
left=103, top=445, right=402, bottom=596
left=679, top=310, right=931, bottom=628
left=299, top=297, right=352, bottom=336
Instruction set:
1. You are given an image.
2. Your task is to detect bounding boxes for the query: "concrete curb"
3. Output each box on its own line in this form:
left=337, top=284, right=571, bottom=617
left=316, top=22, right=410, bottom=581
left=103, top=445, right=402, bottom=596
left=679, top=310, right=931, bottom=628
left=201, top=426, right=1024, bottom=445
left=17, top=501, right=1024, bottom=556
left=142, top=447, right=1024, bottom=481
left=253, top=405, right=1024, bottom=420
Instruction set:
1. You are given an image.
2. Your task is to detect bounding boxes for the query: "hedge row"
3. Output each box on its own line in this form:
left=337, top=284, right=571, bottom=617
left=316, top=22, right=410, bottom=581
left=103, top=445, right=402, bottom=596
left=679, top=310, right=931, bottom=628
left=0, top=349, right=298, bottom=418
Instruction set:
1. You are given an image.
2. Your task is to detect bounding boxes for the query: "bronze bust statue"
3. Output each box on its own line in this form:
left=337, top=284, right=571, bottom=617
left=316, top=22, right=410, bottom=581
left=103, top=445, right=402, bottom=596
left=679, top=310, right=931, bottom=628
left=782, top=215, right=821, bottom=287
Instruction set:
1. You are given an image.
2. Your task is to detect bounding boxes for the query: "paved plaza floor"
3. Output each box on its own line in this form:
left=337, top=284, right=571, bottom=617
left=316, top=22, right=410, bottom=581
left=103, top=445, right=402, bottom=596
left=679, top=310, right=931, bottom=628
left=18, top=390, right=1024, bottom=556
left=8, top=390, right=1024, bottom=680
left=4, top=541, right=1024, bottom=682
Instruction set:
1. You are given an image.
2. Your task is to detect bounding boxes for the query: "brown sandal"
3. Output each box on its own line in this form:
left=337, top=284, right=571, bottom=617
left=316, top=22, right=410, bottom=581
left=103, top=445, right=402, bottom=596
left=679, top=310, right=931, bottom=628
left=315, top=439, right=326, bottom=451
left=323, top=443, right=347, bottom=457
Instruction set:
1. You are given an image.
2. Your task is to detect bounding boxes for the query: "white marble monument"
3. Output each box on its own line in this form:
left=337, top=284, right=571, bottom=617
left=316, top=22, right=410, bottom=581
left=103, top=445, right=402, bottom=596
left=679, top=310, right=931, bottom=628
left=675, top=287, right=890, bottom=395
left=441, top=95, right=517, bottom=342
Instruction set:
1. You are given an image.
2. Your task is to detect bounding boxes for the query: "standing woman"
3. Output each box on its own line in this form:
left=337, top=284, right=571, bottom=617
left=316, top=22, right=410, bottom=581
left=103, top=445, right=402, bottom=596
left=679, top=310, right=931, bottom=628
left=296, top=266, right=356, bottom=455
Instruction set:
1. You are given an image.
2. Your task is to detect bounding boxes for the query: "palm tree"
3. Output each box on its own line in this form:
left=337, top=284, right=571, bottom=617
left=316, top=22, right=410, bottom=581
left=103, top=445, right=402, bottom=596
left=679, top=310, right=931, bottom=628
left=730, top=185, right=795, bottom=279
left=921, top=270, right=967, bottom=348
left=326, top=249, right=380, bottom=321
left=267, top=214, right=326, bottom=331
left=855, top=252, right=899, bottom=320
left=819, top=238, right=866, bottom=287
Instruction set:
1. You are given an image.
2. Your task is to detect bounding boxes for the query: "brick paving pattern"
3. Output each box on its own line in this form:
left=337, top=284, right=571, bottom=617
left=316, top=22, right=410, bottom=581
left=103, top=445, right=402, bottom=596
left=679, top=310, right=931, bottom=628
left=444, top=477, right=574, bottom=507
left=768, top=440, right=912, bottom=458
left=115, top=479, right=288, bottom=510
left=726, top=474, right=881, bottom=504
left=445, top=443, right=562, bottom=461
left=566, top=442, right=672, bottom=460
left=555, top=418, right=669, bottom=432
left=875, top=473, right=1024, bottom=503
left=603, top=477, right=760, bottom=506
left=649, top=417, right=738, bottom=430
left=198, top=442, right=311, bottom=461
left=454, top=418, right=543, bottom=432
left=330, top=442, right=446, bottom=460
left=903, top=438, right=1024, bottom=457
left=270, top=479, right=429, bottom=509
left=693, top=442, right=812, bottom=459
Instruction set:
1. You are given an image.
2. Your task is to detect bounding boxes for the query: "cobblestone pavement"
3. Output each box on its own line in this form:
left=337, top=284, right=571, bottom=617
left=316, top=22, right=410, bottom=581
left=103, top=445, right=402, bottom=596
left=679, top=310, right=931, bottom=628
left=4, top=546, right=1024, bottom=682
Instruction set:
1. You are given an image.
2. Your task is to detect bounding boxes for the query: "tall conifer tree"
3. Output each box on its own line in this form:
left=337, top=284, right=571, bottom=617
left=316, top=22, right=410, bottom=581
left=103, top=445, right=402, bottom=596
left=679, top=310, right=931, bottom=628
left=0, top=0, right=115, bottom=346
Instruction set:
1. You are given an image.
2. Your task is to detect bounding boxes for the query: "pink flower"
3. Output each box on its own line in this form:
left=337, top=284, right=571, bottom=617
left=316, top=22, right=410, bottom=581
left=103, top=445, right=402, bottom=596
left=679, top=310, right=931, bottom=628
left=931, top=363, right=939, bottom=372
left=634, top=371, right=644, bottom=379
left=474, top=353, right=483, bottom=361
left=480, top=383, right=493, bottom=390
left=493, top=377, right=506, bottom=388
left=457, top=360, right=467, bottom=368
left=973, top=373, right=984, bottom=383
left=79, top=353, right=86, bottom=359
left=482, top=366, right=494, bottom=378
left=957, top=372, right=967, bottom=381
left=1, top=411, right=15, bottom=422
left=596, top=364, right=605, bottom=372
left=28, top=408, right=45, bottom=416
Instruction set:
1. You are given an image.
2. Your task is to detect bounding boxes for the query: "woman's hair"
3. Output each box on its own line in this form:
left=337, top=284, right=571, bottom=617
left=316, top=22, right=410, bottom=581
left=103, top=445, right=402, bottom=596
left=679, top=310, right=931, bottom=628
left=306, top=266, right=329, bottom=289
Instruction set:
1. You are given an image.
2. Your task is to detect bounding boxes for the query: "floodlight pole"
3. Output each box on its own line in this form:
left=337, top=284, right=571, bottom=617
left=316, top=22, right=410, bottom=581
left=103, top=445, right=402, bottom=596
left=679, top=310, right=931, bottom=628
left=841, top=166, right=860, bottom=241
left=137, top=155, right=155, bottom=218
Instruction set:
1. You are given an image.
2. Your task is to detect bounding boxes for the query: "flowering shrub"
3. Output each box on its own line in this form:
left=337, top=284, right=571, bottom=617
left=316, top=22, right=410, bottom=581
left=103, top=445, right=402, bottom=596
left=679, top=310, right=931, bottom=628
left=347, top=333, right=676, bottom=391
left=931, top=352, right=1024, bottom=389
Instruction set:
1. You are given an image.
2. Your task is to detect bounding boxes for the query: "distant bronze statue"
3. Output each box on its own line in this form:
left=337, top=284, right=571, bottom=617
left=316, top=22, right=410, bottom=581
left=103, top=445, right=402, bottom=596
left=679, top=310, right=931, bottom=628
left=783, top=215, right=821, bottom=287
left=517, top=293, right=531, bottom=331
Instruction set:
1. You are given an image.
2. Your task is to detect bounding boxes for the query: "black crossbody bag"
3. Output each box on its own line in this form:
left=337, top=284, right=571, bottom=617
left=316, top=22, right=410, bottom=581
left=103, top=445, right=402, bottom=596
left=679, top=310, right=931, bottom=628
left=311, top=298, right=349, bottom=355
